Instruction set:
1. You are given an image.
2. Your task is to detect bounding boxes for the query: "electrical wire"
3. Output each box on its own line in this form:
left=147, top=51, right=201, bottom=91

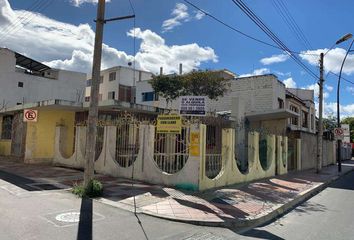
left=328, top=71, right=354, bottom=85
left=183, top=0, right=319, bottom=57
left=231, top=0, right=319, bottom=80
left=0, top=0, right=55, bottom=43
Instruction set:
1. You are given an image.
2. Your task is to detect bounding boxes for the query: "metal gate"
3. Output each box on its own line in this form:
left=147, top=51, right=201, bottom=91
left=154, top=125, right=190, bottom=174
left=115, top=122, right=140, bottom=167
left=205, top=124, right=222, bottom=179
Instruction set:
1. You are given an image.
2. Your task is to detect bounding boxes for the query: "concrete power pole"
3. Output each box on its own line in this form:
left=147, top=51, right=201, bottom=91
left=84, top=0, right=105, bottom=188
left=316, top=52, right=324, bottom=173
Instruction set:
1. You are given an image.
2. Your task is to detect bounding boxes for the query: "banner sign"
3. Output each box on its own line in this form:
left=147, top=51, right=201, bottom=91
left=156, top=114, right=182, bottom=134
left=179, top=96, right=206, bottom=116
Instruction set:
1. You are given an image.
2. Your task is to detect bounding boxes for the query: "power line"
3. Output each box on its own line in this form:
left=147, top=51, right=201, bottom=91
left=231, top=0, right=319, bottom=80
left=183, top=0, right=319, bottom=57
left=272, top=0, right=312, bottom=50
left=0, top=0, right=54, bottom=43
left=328, top=71, right=354, bottom=85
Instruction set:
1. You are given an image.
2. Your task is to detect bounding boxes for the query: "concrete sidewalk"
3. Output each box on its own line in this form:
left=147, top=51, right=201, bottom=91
left=0, top=157, right=353, bottom=230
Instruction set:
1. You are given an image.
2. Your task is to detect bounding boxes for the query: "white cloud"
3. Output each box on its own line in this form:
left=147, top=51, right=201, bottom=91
left=127, top=28, right=217, bottom=74
left=300, top=48, right=354, bottom=75
left=325, top=85, right=334, bottom=92
left=324, top=102, right=354, bottom=118
left=239, top=68, right=270, bottom=77
left=303, top=83, right=330, bottom=99
left=70, top=0, right=110, bottom=7
left=283, top=77, right=297, bottom=88
left=194, top=11, right=205, bottom=20
left=0, top=1, right=217, bottom=77
left=260, top=53, right=289, bottom=65
left=162, top=3, right=204, bottom=32
left=347, top=86, right=354, bottom=95
left=162, top=3, right=190, bottom=32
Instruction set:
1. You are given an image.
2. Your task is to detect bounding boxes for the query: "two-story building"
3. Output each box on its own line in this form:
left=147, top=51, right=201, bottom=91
left=0, top=48, right=86, bottom=109
left=85, top=66, right=153, bottom=104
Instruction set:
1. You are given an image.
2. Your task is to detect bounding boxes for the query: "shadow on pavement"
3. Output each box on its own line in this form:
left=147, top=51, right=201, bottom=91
left=0, top=169, right=60, bottom=191
left=240, top=229, right=285, bottom=240
left=77, top=198, right=93, bottom=240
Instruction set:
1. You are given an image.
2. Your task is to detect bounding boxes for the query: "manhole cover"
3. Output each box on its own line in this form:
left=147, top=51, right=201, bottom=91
left=55, top=212, right=80, bottom=223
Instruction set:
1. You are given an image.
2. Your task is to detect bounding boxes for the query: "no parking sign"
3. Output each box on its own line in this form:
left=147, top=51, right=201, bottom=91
left=23, top=109, right=38, bottom=122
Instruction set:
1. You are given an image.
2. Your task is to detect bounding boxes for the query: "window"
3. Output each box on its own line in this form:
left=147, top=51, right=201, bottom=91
left=278, top=98, right=284, bottom=109
left=118, top=85, right=132, bottom=102
left=108, top=91, right=115, bottom=100
left=100, top=76, right=104, bottom=84
left=109, top=72, right=116, bottom=81
left=289, top=105, right=298, bottom=126
left=86, top=79, right=92, bottom=86
left=302, top=110, right=308, bottom=128
left=16, top=103, right=22, bottom=105
left=1, top=115, right=13, bottom=139
left=85, top=96, right=90, bottom=102
left=18, top=82, right=23, bottom=88
left=311, top=114, right=314, bottom=130
left=142, top=92, right=155, bottom=102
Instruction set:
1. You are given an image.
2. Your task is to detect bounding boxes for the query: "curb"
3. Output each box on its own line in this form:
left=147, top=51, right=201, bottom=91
left=134, top=168, right=354, bottom=230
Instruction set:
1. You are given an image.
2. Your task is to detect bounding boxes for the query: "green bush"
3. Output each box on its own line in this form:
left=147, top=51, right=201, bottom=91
left=72, top=179, right=103, bottom=198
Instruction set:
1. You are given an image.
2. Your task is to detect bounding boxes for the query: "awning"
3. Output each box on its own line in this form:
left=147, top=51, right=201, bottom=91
left=14, top=52, right=51, bottom=72
left=246, top=109, right=299, bottom=121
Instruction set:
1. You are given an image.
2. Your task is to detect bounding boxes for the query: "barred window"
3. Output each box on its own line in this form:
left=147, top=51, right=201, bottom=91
left=1, top=115, right=13, bottom=140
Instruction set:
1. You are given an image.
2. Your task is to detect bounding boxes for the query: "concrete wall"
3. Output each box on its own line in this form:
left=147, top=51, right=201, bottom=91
left=0, top=140, right=11, bottom=156
left=25, top=109, right=75, bottom=164
left=298, top=132, right=336, bottom=170
left=54, top=124, right=288, bottom=191
left=0, top=48, right=86, bottom=109
left=136, top=74, right=286, bottom=114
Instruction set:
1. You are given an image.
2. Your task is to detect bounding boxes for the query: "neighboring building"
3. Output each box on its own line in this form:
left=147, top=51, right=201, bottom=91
left=136, top=69, right=236, bottom=108
left=0, top=48, right=86, bottom=109
left=85, top=66, right=153, bottom=104
left=286, top=88, right=316, bottom=134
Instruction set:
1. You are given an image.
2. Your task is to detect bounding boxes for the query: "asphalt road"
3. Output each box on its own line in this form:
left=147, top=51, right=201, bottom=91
left=239, top=170, right=354, bottom=240
left=0, top=170, right=237, bottom=240
left=1, top=169, right=354, bottom=240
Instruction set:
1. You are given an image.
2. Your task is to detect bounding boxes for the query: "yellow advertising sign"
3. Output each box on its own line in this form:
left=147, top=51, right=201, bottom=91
left=156, top=114, right=182, bottom=134
left=190, top=132, right=200, bottom=156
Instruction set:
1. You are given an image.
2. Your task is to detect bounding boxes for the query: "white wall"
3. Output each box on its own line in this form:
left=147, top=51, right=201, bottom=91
left=136, top=74, right=285, bottom=114
left=86, top=66, right=153, bottom=102
left=0, top=49, right=86, bottom=109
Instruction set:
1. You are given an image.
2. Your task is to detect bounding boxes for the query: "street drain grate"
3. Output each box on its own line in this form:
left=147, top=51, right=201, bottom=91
left=184, top=232, right=226, bottom=240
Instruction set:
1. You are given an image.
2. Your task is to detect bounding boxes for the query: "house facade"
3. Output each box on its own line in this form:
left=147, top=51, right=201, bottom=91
left=0, top=48, right=86, bottom=109
left=85, top=66, right=153, bottom=104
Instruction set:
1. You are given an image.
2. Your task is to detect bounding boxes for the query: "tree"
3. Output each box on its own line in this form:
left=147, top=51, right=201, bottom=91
left=341, top=117, right=354, bottom=142
left=149, top=75, right=183, bottom=106
left=149, top=70, right=230, bottom=107
left=323, top=114, right=337, bottom=130
left=181, top=71, right=230, bottom=100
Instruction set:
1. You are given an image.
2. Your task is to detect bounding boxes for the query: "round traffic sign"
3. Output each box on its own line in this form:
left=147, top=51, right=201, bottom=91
left=24, top=110, right=37, bottom=121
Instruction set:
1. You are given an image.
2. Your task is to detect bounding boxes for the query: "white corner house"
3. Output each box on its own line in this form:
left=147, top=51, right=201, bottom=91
left=85, top=66, right=153, bottom=104
left=0, top=48, right=86, bottom=109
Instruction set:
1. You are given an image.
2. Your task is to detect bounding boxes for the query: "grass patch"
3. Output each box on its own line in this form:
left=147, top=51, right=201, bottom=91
left=72, top=179, right=103, bottom=198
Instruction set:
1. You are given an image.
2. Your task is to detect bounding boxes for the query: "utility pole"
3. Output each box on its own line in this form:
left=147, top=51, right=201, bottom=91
left=316, top=52, right=324, bottom=173
left=84, top=0, right=105, bottom=188
left=84, top=0, right=135, bottom=188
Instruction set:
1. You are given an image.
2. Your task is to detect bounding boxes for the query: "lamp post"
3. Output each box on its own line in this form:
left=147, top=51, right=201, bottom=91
left=317, top=33, right=352, bottom=173
left=337, top=37, right=354, bottom=172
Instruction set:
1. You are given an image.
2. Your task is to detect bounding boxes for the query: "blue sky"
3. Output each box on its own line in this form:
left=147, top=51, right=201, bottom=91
left=1, top=0, right=354, bottom=117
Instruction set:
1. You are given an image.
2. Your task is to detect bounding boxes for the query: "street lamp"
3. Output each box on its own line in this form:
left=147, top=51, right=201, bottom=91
left=317, top=33, right=352, bottom=173
left=337, top=36, right=353, bottom=172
